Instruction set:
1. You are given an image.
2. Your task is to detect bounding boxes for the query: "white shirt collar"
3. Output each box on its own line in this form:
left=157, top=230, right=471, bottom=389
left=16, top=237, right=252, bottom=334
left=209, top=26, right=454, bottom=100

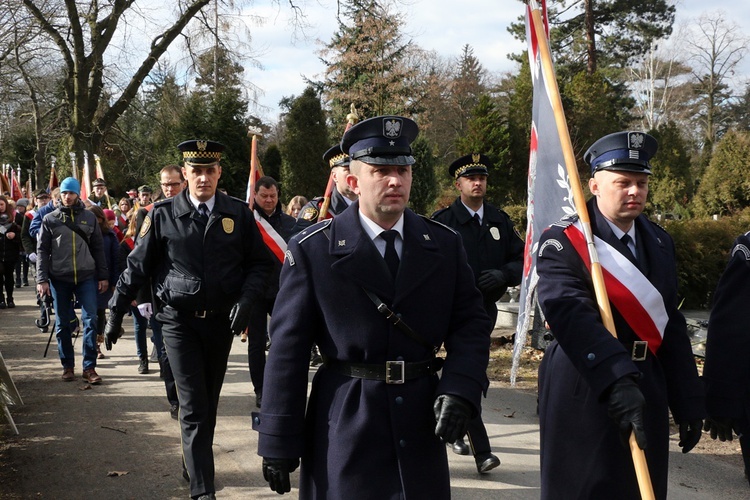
left=189, top=194, right=216, bottom=213
left=605, top=220, right=637, bottom=247
left=460, top=200, right=484, bottom=223
left=358, top=211, right=405, bottom=241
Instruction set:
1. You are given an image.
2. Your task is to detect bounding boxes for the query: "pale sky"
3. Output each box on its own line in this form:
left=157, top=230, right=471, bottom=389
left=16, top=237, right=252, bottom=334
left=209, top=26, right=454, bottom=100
left=238, top=0, right=750, bottom=123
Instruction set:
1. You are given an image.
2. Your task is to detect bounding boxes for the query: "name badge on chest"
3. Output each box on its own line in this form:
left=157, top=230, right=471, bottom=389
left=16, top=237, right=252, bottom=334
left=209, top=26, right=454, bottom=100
left=490, top=227, right=501, bottom=240
left=222, top=218, right=234, bottom=234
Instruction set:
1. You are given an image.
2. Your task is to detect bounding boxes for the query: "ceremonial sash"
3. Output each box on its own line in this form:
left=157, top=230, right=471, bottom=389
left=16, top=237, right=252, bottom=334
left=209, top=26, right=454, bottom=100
left=254, top=210, right=287, bottom=263
left=123, top=237, right=135, bottom=251
left=563, top=221, right=668, bottom=354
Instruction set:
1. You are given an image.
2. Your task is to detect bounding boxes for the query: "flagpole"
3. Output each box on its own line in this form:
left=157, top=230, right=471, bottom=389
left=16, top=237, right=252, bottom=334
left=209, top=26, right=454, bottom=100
left=93, top=154, right=112, bottom=208
left=247, top=126, right=263, bottom=205
left=528, top=1, right=654, bottom=498
left=318, top=104, right=359, bottom=222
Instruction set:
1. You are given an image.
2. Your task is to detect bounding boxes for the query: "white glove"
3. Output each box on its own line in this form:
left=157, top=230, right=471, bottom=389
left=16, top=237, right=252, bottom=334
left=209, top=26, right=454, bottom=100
left=28, top=253, right=37, bottom=263
left=137, top=302, right=153, bottom=320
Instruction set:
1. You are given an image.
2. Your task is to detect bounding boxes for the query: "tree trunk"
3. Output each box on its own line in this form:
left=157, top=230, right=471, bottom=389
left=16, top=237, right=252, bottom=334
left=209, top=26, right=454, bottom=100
left=585, top=0, right=597, bottom=74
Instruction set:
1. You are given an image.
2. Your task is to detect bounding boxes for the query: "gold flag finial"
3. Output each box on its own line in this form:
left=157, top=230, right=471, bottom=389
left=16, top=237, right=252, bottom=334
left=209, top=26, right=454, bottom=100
left=346, top=104, right=359, bottom=126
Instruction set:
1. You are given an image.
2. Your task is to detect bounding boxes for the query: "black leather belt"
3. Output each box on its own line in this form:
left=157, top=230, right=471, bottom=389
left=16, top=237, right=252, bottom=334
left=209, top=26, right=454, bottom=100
left=623, top=341, right=649, bottom=361
left=323, top=357, right=438, bottom=384
left=193, top=309, right=229, bottom=319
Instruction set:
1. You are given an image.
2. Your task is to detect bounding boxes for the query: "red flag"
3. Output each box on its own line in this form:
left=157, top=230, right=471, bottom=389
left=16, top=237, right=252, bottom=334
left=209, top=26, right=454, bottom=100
left=511, top=0, right=575, bottom=385
left=49, top=160, right=59, bottom=192
left=80, top=152, right=91, bottom=201
left=9, top=168, right=22, bottom=201
left=246, top=130, right=265, bottom=204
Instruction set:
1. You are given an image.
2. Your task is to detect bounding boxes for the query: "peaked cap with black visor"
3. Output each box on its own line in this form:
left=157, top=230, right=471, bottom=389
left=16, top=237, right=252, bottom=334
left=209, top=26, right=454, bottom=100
left=584, top=131, right=658, bottom=176
left=178, top=139, right=225, bottom=167
left=341, top=116, right=419, bottom=165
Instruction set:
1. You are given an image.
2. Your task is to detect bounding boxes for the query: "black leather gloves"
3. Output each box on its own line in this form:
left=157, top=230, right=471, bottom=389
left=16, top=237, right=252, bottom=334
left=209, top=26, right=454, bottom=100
left=433, top=394, right=473, bottom=444
left=606, top=375, right=647, bottom=450
left=229, top=298, right=252, bottom=336
left=103, top=292, right=130, bottom=350
left=262, top=457, right=300, bottom=495
left=704, top=417, right=735, bottom=442
left=477, top=269, right=507, bottom=302
left=678, top=419, right=703, bottom=453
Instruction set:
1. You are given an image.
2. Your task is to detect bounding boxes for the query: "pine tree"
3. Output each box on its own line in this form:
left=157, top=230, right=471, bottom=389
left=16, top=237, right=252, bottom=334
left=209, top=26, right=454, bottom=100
left=317, top=0, right=417, bottom=120
left=279, top=86, right=329, bottom=200
left=408, top=136, right=438, bottom=216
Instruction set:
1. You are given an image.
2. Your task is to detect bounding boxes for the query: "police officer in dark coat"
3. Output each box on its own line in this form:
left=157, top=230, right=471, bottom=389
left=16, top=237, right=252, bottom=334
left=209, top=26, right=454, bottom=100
left=253, top=116, right=491, bottom=499
left=535, top=131, right=704, bottom=499
left=248, top=175, right=296, bottom=408
left=106, top=140, right=273, bottom=500
left=291, top=144, right=357, bottom=234
left=432, top=153, right=524, bottom=473
left=704, top=231, right=750, bottom=481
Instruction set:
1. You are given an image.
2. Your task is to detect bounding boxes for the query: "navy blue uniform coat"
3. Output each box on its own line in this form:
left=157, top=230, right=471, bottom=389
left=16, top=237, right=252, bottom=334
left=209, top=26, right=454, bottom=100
left=254, top=202, right=490, bottom=500
left=705, top=231, right=750, bottom=426
left=536, top=198, right=704, bottom=500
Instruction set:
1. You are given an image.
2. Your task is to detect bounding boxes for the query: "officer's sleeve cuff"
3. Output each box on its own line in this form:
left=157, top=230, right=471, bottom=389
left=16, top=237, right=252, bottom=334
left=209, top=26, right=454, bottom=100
left=253, top=412, right=304, bottom=458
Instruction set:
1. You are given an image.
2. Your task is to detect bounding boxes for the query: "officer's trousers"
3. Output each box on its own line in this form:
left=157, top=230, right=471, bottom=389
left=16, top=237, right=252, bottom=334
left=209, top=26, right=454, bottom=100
left=159, top=307, right=233, bottom=498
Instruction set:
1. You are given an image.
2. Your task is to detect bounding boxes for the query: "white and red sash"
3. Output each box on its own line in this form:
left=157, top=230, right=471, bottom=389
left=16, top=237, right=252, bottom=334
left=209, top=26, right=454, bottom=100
left=254, top=210, right=287, bottom=263
left=564, top=221, right=668, bottom=354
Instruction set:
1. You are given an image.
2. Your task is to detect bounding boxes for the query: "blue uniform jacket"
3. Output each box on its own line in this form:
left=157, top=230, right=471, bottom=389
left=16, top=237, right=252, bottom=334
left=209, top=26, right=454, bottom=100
left=704, top=231, right=750, bottom=425
left=254, top=202, right=490, bottom=500
left=536, top=198, right=704, bottom=500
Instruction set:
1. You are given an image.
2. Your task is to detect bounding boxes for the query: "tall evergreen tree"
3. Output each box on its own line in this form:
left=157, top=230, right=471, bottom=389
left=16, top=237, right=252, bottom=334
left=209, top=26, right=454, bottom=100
left=647, top=121, right=693, bottom=216
left=455, top=95, right=513, bottom=205
left=176, top=46, right=255, bottom=197
left=279, top=86, right=329, bottom=199
left=317, top=0, right=417, bottom=120
left=693, top=129, right=750, bottom=216
left=408, top=136, right=438, bottom=216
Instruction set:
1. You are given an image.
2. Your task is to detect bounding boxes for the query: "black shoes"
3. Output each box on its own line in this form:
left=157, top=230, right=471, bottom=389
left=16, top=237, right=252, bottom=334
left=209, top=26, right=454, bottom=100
left=169, top=404, right=179, bottom=420
left=0, top=301, right=5, bottom=309
left=449, top=437, right=471, bottom=456
left=138, top=358, right=149, bottom=374
left=6, top=299, right=15, bottom=308
left=475, top=452, right=501, bottom=473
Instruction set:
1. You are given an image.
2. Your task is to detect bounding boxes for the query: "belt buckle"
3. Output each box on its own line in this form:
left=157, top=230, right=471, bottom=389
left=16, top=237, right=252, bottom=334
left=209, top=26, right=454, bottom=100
left=195, top=310, right=207, bottom=318
left=385, top=361, right=405, bottom=384
left=631, top=341, right=648, bottom=361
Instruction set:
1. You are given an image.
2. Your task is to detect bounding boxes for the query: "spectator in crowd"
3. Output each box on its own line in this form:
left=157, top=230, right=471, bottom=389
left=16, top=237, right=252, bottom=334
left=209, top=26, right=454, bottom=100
left=0, top=195, right=22, bottom=308
left=89, top=178, right=116, bottom=208
left=284, top=195, right=308, bottom=219
left=29, top=188, right=61, bottom=240
left=88, top=205, right=119, bottom=360
left=13, top=198, right=31, bottom=287
left=37, top=177, right=109, bottom=384
left=135, top=185, right=153, bottom=210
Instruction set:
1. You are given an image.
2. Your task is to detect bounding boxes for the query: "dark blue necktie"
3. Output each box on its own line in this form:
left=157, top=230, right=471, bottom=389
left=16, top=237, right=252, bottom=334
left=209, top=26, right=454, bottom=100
left=620, top=233, right=636, bottom=261
left=381, top=230, right=400, bottom=279
left=197, top=203, right=209, bottom=223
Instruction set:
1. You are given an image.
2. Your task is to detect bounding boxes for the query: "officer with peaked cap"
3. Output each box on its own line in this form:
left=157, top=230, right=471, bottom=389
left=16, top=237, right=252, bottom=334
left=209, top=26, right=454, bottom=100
left=535, top=131, right=704, bottom=499
left=432, top=153, right=524, bottom=473
left=106, top=139, right=273, bottom=500
left=254, top=116, right=490, bottom=498
left=291, top=144, right=358, bottom=235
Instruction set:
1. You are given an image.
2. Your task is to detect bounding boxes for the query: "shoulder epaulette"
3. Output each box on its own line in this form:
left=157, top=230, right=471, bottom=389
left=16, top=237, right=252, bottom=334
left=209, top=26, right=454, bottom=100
left=550, top=213, right=578, bottom=229
left=645, top=218, right=670, bottom=235
left=297, top=219, right=333, bottom=244
left=152, top=198, right=172, bottom=209
left=421, top=215, right=457, bottom=235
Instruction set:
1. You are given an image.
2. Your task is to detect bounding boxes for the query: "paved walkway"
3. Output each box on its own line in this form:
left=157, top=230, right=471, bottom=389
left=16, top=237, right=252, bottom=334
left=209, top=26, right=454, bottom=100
left=0, top=284, right=747, bottom=499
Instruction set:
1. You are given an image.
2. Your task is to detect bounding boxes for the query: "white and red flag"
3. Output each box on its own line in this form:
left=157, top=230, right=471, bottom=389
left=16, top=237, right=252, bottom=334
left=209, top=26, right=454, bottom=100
left=511, top=0, right=575, bottom=385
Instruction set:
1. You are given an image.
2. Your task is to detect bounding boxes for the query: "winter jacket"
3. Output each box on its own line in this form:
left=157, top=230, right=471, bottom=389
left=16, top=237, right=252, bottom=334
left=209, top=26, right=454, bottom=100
left=37, top=200, right=108, bottom=284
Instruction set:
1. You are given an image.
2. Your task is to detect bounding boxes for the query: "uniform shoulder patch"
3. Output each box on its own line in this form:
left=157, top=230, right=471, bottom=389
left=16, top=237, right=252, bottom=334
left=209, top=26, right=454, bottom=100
left=731, top=243, right=750, bottom=261
left=139, top=214, right=152, bottom=238
left=301, top=206, right=319, bottom=221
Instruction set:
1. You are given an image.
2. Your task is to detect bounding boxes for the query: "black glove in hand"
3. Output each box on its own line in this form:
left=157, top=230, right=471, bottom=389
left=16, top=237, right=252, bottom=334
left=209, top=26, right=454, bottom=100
left=477, top=269, right=507, bottom=301
left=229, top=299, right=252, bottom=336
left=103, top=311, right=125, bottom=350
left=704, top=416, right=735, bottom=442
left=606, top=376, right=647, bottom=450
left=678, top=419, right=703, bottom=453
left=262, top=457, right=300, bottom=495
left=433, top=394, right=473, bottom=444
